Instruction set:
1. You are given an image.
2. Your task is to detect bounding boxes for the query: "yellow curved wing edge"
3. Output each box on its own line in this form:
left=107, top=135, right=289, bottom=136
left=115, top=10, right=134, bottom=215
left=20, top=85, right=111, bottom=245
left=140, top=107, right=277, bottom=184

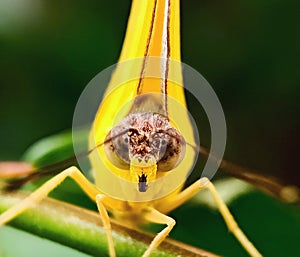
left=89, top=0, right=196, bottom=201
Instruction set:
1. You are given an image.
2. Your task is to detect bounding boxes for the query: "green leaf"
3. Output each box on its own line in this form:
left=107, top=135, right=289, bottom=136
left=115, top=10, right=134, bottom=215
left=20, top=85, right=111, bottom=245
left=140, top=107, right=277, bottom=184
left=21, top=129, right=86, bottom=168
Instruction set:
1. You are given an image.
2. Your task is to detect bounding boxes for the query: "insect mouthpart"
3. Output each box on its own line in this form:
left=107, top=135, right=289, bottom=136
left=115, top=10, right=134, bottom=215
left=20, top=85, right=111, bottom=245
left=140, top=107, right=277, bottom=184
left=138, top=173, right=148, bottom=192
left=130, top=156, right=157, bottom=193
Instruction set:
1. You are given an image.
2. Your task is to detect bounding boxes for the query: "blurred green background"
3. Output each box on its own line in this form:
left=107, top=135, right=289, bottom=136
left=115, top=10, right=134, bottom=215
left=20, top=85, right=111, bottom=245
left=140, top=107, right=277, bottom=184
left=1, top=1, right=300, bottom=257
left=0, top=0, right=299, bottom=188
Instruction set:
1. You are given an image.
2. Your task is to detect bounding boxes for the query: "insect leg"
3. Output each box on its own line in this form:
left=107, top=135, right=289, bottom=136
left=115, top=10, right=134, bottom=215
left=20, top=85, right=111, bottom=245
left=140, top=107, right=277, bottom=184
left=141, top=208, right=175, bottom=257
left=156, top=177, right=263, bottom=257
left=96, top=194, right=115, bottom=257
left=0, top=166, right=100, bottom=226
left=0, top=166, right=118, bottom=256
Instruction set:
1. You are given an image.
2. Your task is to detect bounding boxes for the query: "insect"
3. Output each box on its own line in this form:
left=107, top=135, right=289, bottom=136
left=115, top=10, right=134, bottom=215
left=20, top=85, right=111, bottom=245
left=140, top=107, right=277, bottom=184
left=0, top=1, right=298, bottom=257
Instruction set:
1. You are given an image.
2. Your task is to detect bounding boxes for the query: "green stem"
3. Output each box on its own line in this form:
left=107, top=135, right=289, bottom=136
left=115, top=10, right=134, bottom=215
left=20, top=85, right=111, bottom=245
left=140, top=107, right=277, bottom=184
left=0, top=191, right=219, bottom=257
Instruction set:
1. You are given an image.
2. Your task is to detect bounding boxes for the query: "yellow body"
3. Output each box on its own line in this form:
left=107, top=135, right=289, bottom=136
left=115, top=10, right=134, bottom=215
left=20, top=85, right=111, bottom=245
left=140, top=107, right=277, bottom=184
left=89, top=0, right=196, bottom=216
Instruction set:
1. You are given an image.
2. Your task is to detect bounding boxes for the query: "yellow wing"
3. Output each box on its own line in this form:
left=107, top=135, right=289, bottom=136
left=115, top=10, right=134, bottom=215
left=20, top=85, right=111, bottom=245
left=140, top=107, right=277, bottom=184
left=89, top=0, right=196, bottom=200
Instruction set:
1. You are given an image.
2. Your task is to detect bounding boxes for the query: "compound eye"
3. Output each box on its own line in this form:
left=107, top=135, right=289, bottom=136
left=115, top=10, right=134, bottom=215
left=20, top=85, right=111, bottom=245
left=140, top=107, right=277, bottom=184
left=157, top=128, right=186, bottom=171
left=104, top=128, right=130, bottom=169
